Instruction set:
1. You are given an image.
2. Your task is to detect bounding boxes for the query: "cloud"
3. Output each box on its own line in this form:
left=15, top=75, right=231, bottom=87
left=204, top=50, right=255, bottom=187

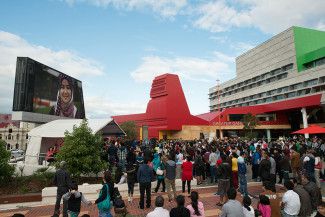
left=194, top=0, right=325, bottom=34
left=194, top=1, right=251, bottom=32
left=0, top=30, right=104, bottom=114
left=85, top=96, right=146, bottom=118
left=65, top=0, right=187, bottom=18
left=130, top=53, right=235, bottom=83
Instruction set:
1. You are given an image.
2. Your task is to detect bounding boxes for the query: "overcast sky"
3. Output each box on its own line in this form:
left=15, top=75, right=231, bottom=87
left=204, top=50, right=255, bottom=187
left=0, top=0, right=324, bottom=118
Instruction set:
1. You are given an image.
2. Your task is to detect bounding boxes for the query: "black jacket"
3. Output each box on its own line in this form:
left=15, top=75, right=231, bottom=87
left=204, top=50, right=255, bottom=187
left=259, top=159, right=271, bottom=181
left=170, top=206, right=190, bottom=217
left=53, top=168, right=72, bottom=188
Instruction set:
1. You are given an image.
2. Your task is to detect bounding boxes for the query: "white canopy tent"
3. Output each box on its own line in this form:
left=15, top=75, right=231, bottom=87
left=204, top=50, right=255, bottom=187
left=24, top=119, right=125, bottom=173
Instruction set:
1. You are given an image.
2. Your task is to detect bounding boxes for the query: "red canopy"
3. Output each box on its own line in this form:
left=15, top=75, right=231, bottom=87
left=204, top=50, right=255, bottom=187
left=291, top=124, right=325, bottom=134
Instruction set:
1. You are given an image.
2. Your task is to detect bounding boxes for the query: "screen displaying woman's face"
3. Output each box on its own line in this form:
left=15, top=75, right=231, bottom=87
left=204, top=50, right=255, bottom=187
left=60, top=79, right=72, bottom=104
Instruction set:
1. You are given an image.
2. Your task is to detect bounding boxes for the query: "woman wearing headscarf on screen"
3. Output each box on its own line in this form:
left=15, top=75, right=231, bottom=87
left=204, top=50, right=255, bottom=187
left=49, top=74, right=82, bottom=118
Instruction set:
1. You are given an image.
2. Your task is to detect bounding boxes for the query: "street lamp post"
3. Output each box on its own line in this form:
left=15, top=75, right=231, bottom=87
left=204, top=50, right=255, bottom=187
left=216, top=79, right=221, bottom=139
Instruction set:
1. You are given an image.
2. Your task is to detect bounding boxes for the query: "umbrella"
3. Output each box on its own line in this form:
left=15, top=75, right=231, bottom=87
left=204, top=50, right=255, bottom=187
left=291, top=124, right=325, bottom=134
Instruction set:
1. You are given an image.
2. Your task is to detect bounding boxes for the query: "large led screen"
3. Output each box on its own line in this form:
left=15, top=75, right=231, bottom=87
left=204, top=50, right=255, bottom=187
left=13, top=57, right=85, bottom=119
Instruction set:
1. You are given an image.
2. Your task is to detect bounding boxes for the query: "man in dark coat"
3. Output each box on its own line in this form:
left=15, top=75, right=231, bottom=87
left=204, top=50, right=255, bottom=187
left=293, top=178, right=313, bottom=217
left=302, top=173, right=322, bottom=212
left=52, top=161, right=72, bottom=217
left=259, top=151, right=271, bottom=182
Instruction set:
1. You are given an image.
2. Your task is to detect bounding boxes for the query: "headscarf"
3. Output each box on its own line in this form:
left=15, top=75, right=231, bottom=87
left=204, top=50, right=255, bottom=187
left=55, top=74, right=75, bottom=117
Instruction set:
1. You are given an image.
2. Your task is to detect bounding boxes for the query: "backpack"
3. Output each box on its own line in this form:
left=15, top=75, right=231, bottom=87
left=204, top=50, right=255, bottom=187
left=97, top=184, right=111, bottom=211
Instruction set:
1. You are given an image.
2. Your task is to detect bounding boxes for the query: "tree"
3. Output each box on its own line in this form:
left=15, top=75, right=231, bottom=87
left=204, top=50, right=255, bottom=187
left=0, top=140, right=14, bottom=183
left=242, top=113, right=259, bottom=139
left=55, top=119, right=106, bottom=178
left=119, top=121, right=137, bottom=140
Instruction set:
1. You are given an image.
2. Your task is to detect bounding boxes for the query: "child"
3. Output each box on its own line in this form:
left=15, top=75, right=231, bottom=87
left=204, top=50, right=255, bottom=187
left=315, top=201, right=325, bottom=217
left=242, top=195, right=255, bottom=217
left=258, top=195, right=271, bottom=217
left=63, top=183, right=91, bottom=217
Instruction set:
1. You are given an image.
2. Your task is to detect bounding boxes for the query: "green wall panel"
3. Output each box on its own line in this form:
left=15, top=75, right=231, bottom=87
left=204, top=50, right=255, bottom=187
left=293, top=26, right=325, bottom=72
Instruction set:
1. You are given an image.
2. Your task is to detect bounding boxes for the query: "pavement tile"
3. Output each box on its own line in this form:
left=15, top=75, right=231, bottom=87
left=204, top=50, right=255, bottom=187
left=0, top=183, right=284, bottom=217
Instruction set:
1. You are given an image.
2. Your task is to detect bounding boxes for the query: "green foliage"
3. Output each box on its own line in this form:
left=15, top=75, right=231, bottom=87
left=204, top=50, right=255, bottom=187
left=0, top=139, right=14, bottom=182
left=119, top=121, right=137, bottom=140
left=242, top=113, right=259, bottom=139
left=55, top=119, right=106, bottom=178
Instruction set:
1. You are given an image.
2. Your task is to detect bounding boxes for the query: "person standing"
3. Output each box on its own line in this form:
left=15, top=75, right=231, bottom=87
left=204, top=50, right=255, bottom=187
left=252, top=145, right=261, bottom=181
left=52, top=161, right=72, bottom=217
left=181, top=156, right=193, bottom=195
left=154, top=155, right=166, bottom=193
left=303, top=148, right=316, bottom=183
left=146, top=196, right=169, bottom=217
left=269, top=153, right=276, bottom=188
left=137, top=159, right=154, bottom=209
left=95, top=171, right=113, bottom=217
left=302, top=173, right=322, bottom=213
left=281, top=181, right=301, bottom=217
left=165, top=154, right=177, bottom=202
left=216, top=155, right=231, bottom=206
left=176, top=150, right=184, bottom=179
left=194, top=151, right=204, bottom=185
left=63, top=183, right=92, bottom=217
left=279, top=154, right=291, bottom=184
left=238, top=152, right=248, bottom=196
left=126, top=162, right=136, bottom=203
left=292, top=178, right=313, bottom=217
left=259, top=151, right=271, bottom=183
left=231, top=153, right=239, bottom=189
left=290, top=147, right=301, bottom=181
left=209, top=148, right=218, bottom=183
left=117, top=143, right=127, bottom=172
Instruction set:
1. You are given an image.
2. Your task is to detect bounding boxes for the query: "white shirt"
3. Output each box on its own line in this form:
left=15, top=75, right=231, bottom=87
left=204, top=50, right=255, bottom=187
left=146, top=207, right=170, bottom=217
left=147, top=207, right=169, bottom=217
left=242, top=206, right=255, bottom=217
left=282, top=190, right=301, bottom=215
left=176, top=153, right=183, bottom=165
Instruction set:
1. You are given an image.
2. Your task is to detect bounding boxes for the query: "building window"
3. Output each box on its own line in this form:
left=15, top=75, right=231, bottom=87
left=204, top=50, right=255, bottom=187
left=9, top=128, right=12, bottom=133
left=0, top=134, right=2, bottom=140
left=304, top=79, right=318, bottom=87
left=8, top=134, right=12, bottom=140
left=265, top=97, right=272, bottom=102
left=275, top=94, right=284, bottom=100
left=316, top=57, right=325, bottom=66
left=15, top=143, right=19, bottom=150
left=7, top=143, right=10, bottom=150
left=16, top=134, right=19, bottom=140
left=26, top=134, right=28, bottom=139
left=287, top=92, right=296, bottom=98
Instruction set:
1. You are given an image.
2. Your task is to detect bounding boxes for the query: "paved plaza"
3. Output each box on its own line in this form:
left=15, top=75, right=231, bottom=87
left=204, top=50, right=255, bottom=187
left=0, top=183, right=284, bottom=217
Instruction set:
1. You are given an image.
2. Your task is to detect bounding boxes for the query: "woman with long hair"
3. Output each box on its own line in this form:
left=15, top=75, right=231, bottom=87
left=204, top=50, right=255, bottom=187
left=95, top=171, right=113, bottom=217
left=186, top=191, right=205, bottom=217
left=49, top=74, right=81, bottom=118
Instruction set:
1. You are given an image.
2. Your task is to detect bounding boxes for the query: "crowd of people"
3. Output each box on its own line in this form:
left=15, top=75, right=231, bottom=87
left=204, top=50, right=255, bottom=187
left=12, top=135, right=325, bottom=217
left=97, top=135, right=325, bottom=217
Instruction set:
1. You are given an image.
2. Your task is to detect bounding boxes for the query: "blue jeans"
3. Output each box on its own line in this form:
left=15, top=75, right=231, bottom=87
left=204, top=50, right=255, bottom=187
left=282, top=170, right=290, bottom=184
left=98, top=210, right=112, bottom=217
left=210, top=166, right=216, bottom=183
left=281, top=210, right=297, bottom=217
left=239, top=173, right=248, bottom=196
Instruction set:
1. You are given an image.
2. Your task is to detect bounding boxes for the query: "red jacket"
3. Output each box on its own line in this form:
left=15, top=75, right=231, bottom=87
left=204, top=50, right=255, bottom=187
left=181, top=161, right=193, bottom=181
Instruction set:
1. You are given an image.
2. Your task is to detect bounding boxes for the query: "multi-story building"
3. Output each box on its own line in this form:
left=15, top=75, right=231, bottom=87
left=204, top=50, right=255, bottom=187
left=0, top=114, right=29, bottom=151
left=113, top=26, right=325, bottom=141
left=209, top=26, right=325, bottom=111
